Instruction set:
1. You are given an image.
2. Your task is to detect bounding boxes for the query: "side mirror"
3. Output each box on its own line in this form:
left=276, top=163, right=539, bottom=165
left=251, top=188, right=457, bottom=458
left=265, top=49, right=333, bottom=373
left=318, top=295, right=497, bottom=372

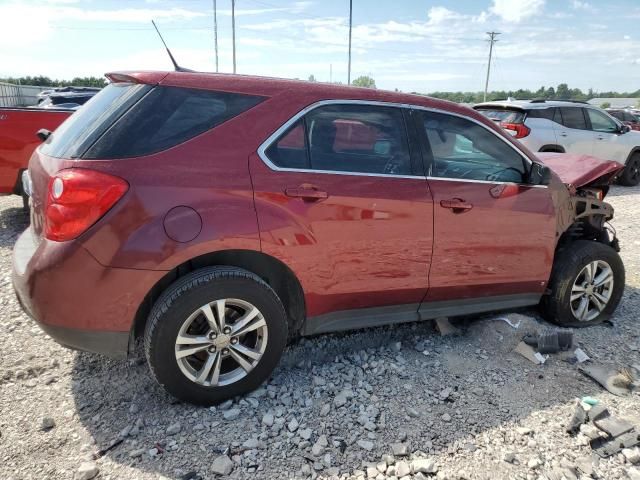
left=36, top=128, right=52, bottom=142
left=622, top=125, right=631, bottom=134
left=529, top=161, right=552, bottom=186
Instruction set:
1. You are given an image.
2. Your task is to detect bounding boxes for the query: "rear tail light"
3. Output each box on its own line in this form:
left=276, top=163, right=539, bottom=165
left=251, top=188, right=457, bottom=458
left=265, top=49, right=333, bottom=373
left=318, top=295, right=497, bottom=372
left=500, top=122, right=531, bottom=139
left=45, top=168, right=128, bottom=241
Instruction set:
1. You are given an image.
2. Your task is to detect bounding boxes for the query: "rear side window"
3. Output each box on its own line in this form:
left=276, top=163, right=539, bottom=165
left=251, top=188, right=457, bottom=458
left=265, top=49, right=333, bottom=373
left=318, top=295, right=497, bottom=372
left=84, top=86, right=264, bottom=159
left=560, top=107, right=587, bottom=130
left=306, top=105, right=412, bottom=175
left=526, top=108, right=555, bottom=121
left=264, top=104, right=414, bottom=176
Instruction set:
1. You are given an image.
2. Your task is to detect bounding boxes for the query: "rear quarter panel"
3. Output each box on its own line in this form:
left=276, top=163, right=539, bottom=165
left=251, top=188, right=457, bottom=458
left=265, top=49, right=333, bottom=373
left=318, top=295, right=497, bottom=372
left=0, top=108, right=71, bottom=194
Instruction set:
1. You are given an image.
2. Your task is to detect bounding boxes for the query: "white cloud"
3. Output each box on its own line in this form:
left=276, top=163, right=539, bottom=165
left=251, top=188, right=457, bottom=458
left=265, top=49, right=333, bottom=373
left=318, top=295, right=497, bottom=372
left=624, top=35, right=631, bottom=40
left=571, top=0, right=595, bottom=11
left=426, top=7, right=460, bottom=25
left=489, top=0, right=545, bottom=22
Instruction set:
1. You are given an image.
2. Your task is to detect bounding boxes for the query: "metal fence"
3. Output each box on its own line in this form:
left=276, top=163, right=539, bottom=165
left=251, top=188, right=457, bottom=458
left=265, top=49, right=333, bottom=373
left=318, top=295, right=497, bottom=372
left=0, top=81, right=47, bottom=107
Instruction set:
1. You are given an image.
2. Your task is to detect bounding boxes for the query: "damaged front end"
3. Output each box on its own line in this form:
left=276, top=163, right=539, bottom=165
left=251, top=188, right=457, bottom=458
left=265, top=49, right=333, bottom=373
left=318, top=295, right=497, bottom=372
left=537, top=153, right=624, bottom=252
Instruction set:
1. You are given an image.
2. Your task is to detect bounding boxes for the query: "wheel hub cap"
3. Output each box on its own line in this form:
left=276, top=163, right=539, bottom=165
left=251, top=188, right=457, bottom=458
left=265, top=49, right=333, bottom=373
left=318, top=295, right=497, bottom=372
left=570, top=260, right=614, bottom=322
left=174, top=298, right=269, bottom=387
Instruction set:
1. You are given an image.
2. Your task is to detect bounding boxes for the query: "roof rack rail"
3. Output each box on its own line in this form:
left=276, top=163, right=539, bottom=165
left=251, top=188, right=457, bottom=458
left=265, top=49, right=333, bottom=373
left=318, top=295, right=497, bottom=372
left=530, top=98, right=546, bottom=103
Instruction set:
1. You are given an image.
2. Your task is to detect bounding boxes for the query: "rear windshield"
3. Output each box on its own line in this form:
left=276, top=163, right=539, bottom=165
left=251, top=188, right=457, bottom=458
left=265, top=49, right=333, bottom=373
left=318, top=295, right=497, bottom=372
left=40, top=83, right=150, bottom=159
left=475, top=109, right=525, bottom=123
left=41, top=83, right=265, bottom=159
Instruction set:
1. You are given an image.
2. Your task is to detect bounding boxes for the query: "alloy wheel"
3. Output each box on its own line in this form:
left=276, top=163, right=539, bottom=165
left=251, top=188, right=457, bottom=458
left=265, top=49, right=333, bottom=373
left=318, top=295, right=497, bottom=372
left=570, top=260, right=614, bottom=322
left=174, top=298, right=268, bottom=387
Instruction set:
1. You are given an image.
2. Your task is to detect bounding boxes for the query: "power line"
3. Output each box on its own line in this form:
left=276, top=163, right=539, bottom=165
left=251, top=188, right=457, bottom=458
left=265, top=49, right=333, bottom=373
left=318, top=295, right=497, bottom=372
left=483, top=31, right=500, bottom=102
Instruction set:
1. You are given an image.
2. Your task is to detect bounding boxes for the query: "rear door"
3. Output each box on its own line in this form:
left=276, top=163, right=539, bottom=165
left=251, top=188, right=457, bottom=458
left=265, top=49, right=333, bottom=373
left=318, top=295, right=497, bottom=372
left=250, top=102, right=434, bottom=319
left=412, top=108, right=556, bottom=305
left=554, top=107, right=595, bottom=155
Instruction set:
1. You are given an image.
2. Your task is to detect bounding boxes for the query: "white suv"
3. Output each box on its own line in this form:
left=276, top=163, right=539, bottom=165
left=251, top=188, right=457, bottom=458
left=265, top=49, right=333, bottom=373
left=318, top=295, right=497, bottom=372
left=474, top=100, right=640, bottom=186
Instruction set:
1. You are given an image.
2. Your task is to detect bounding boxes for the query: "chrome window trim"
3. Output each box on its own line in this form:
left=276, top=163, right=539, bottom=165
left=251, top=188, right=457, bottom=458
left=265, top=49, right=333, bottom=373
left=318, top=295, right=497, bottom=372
left=256, top=99, right=545, bottom=188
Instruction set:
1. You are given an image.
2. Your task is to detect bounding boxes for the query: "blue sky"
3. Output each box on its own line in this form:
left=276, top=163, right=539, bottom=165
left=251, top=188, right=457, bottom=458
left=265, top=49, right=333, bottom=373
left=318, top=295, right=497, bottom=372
left=1, top=0, right=639, bottom=93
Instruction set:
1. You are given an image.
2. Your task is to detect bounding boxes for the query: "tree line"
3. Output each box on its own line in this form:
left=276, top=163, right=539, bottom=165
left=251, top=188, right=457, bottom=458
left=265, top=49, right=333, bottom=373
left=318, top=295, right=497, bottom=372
left=0, top=76, right=108, bottom=88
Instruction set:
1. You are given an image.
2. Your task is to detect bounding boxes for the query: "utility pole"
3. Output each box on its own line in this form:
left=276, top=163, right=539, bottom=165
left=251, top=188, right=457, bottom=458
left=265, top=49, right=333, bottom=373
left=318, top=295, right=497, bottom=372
left=484, top=31, right=500, bottom=102
left=213, top=0, right=219, bottom=72
left=347, top=0, right=352, bottom=85
left=231, top=0, right=236, bottom=74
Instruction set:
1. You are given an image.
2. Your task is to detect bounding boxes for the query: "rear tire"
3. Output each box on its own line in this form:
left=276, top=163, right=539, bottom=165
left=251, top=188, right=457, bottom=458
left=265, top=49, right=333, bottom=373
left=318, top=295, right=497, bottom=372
left=144, top=266, right=288, bottom=405
left=618, top=153, right=640, bottom=186
left=541, top=240, right=624, bottom=327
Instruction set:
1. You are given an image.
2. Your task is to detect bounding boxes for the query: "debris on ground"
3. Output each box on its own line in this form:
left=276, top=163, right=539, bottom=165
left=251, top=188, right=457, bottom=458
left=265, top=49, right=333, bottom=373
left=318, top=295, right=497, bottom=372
left=574, top=347, right=590, bottom=363
left=514, top=341, right=548, bottom=364
left=579, top=363, right=640, bottom=396
left=434, top=316, right=460, bottom=336
left=523, top=328, right=573, bottom=354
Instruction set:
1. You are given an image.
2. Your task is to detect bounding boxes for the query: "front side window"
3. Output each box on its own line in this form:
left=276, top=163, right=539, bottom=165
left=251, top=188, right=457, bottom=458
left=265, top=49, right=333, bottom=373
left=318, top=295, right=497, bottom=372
left=560, top=107, right=587, bottom=130
left=418, top=110, right=527, bottom=183
left=586, top=109, right=619, bottom=133
left=265, top=104, right=414, bottom=176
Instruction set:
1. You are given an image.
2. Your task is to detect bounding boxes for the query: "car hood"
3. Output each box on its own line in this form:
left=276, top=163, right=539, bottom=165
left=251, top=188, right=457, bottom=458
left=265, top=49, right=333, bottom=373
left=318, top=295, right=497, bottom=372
left=536, top=153, right=624, bottom=188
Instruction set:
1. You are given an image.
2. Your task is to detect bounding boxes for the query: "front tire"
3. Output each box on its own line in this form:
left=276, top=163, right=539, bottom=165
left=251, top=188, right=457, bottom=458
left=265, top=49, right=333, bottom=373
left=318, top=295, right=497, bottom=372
left=144, top=267, right=288, bottom=405
left=619, top=153, right=640, bottom=186
left=541, top=240, right=624, bottom=327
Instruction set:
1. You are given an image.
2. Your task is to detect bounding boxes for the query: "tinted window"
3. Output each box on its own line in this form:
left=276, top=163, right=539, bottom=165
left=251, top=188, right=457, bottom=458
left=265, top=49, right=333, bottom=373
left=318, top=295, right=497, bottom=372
left=608, top=110, right=624, bottom=121
left=419, top=111, right=527, bottom=183
left=527, top=108, right=555, bottom=120
left=40, top=83, right=150, bottom=159
left=560, top=107, right=587, bottom=130
left=586, top=109, right=618, bottom=133
left=265, top=120, right=309, bottom=169
left=305, top=105, right=412, bottom=175
left=84, top=86, right=264, bottom=159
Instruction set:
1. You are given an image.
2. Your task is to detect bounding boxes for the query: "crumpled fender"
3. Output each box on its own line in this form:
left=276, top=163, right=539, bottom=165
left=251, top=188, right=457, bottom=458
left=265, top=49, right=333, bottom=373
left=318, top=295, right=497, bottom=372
left=537, top=153, right=624, bottom=189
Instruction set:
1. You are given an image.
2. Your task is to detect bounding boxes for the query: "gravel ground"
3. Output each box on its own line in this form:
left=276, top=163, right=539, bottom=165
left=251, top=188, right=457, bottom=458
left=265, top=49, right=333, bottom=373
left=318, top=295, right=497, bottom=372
left=1, top=186, right=639, bottom=480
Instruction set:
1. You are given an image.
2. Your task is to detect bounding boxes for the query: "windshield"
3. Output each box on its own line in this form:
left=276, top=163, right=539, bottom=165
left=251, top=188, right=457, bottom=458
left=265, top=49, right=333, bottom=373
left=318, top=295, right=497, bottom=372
left=39, top=82, right=151, bottom=159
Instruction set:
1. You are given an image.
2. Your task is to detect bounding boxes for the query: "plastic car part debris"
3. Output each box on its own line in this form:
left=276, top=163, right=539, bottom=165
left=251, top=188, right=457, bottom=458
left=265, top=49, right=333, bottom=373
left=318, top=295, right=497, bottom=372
left=435, top=317, right=460, bottom=336
left=566, top=401, right=587, bottom=434
left=581, top=396, right=599, bottom=406
left=587, top=404, right=609, bottom=423
left=494, top=316, right=521, bottom=329
left=514, top=341, right=547, bottom=365
left=579, top=364, right=639, bottom=397
left=590, top=430, right=640, bottom=458
left=594, top=416, right=635, bottom=438
left=574, top=348, right=590, bottom=363
left=523, top=329, right=573, bottom=354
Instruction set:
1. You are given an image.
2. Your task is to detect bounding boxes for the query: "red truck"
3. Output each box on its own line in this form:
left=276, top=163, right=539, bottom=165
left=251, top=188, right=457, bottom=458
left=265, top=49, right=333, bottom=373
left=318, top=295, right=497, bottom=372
left=0, top=107, right=72, bottom=204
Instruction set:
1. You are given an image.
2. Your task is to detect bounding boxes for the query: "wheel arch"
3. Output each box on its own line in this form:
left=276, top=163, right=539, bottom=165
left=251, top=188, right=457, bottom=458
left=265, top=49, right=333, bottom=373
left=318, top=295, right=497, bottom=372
left=131, top=249, right=306, bottom=347
left=625, top=146, right=640, bottom=165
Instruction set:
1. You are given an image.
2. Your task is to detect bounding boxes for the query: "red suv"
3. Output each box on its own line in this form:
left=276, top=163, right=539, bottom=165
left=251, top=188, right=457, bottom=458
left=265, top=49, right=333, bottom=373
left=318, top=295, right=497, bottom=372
left=13, top=71, right=625, bottom=405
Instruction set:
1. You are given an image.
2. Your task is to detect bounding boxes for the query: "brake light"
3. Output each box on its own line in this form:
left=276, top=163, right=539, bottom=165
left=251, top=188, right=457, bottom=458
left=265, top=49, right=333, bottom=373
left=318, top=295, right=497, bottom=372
left=500, top=122, right=531, bottom=139
left=45, top=169, right=128, bottom=241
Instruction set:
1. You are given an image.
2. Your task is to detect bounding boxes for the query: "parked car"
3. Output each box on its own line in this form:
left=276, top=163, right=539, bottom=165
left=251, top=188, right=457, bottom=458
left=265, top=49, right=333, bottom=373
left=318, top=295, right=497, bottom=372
left=0, top=107, right=72, bottom=205
left=0, top=87, right=99, bottom=205
left=13, top=71, right=625, bottom=405
left=474, top=100, right=640, bottom=186
left=606, top=108, right=640, bottom=132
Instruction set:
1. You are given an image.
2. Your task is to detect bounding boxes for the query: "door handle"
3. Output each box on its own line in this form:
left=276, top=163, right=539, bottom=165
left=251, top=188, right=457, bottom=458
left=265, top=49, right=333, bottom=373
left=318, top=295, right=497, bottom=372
left=285, top=185, right=328, bottom=201
left=440, top=198, right=473, bottom=213
left=559, top=132, right=568, bottom=137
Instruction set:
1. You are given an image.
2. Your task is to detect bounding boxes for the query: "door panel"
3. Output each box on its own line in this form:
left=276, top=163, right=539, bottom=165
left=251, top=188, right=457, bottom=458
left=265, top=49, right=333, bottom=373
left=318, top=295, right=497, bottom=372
left=586, top=108, right=631, bottom=163
left=425, top=179, right=556, bottom=301
left=554, top=107, right=595, bottom=155
left=250, top=155, right=434, bottom=317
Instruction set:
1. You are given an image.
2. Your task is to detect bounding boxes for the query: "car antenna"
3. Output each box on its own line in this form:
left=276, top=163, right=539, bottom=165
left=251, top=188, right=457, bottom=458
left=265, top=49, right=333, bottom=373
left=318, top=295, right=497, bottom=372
left=151, top=20, right=195, bottom=73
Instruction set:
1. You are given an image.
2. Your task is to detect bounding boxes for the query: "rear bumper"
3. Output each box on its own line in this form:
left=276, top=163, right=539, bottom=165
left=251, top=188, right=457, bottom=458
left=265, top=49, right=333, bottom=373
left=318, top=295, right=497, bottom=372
left=12, top=227, right=164, bottom=358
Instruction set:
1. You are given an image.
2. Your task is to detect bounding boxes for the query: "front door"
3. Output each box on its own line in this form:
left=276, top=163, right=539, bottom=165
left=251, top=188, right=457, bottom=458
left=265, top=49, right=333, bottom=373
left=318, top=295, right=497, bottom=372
left=412, top=109, right=557, bottom=305
left=250, top=102, right=434, bottom=319
left=585, top=107, right=631, bottom=164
